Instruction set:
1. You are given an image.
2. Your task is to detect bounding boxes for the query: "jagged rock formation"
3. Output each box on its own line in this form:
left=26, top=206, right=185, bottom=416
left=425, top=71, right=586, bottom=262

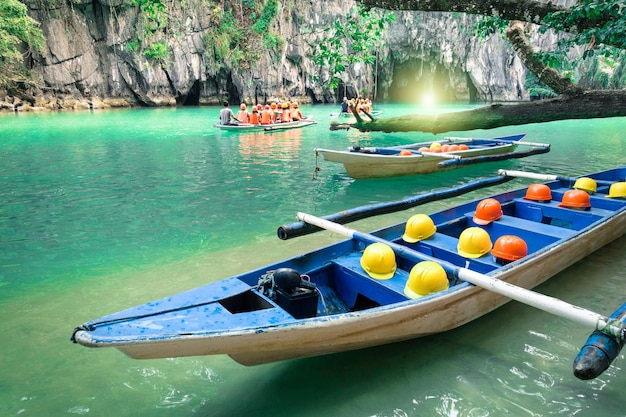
left=6, top=0, right=561, bottom=111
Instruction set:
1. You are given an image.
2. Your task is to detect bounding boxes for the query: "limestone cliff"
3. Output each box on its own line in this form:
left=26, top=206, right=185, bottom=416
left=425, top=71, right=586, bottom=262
left=12, top=0, right=558, bottom=110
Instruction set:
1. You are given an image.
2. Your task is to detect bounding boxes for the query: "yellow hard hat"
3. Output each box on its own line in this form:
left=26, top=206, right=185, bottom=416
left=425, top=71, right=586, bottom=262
left=404, top=261, right=449, bottom=298
left=457, top=227, right=492, bottom=258
left=360, top=243, right=397, bottom=280
left=402, top=214, right=436, bottom=243
left=573, top=177, right=597, bottom=193
left=606, top=182, right=626, bottom=198
left=429, top=142, right=442, bottom=150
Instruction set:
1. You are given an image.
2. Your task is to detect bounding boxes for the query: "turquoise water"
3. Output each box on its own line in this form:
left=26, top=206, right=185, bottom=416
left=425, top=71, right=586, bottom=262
left=1, top=105, right=625, bottom=416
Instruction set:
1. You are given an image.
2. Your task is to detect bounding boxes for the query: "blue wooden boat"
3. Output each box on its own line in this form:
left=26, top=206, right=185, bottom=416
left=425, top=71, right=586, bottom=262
left=315, top=134, right=550, bottom=179
left=71, top=167, right=626, bottom=368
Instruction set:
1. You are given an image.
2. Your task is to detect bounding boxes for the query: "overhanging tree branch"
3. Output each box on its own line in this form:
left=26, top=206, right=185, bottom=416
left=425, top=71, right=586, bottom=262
left=359, top=0, right=567, bottom=25
left=352, top=91, right=626, bottom=134
left=506, top=20, right=582, bottom=96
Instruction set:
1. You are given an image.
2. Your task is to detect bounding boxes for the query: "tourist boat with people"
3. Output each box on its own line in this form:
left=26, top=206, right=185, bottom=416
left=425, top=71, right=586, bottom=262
left=329, top=110, right=383, bottom=118
left=214, top=117, right=316, bottom=132
left=71, top=166, right=626, bottom=377
left=314, top=134, right=550, bottom=179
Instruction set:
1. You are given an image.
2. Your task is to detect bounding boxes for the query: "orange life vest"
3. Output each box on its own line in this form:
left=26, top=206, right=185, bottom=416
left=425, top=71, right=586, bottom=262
left=249, top=112, right=260, bottom=124
left=281, top=109, right=292, bottom=123
left=261, top=110, right=273, bottom=124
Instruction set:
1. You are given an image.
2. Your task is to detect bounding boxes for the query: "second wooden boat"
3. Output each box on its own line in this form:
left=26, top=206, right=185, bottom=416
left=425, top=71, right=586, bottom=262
left=315, top=134, right=550, bottom=179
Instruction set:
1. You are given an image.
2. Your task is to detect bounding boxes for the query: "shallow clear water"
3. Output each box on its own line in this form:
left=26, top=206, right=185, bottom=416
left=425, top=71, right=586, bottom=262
left=1, top=104, right=625, bottom=416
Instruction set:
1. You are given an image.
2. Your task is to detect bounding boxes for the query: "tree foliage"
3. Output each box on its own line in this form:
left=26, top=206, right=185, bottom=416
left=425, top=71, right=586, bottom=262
left=312, top=4, right=394, bottom=91
left=351, top=0, right=626, bottom=134
left=0, top=0, right=44, bottom=85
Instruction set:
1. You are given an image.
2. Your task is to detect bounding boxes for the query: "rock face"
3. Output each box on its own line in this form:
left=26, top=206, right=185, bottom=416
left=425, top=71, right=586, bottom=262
left=10, top=0, right=560, bottom=111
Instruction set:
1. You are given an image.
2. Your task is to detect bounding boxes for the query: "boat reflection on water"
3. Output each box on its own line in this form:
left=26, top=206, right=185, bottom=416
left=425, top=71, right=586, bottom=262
left=238, top=128, right=303, bottom=160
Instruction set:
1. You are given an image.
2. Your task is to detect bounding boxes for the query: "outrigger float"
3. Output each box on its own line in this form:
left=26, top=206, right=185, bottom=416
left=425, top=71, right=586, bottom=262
left=71, top=167, right=626, bottom=378
left=314, top=134, right=550, bottom=179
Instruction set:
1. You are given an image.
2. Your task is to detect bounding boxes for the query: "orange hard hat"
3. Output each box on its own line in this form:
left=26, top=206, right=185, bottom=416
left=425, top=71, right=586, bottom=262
left=418, top=147, right=429, bottom=152
left=270, top=102, right=277, bottom=109
left=458, top=144, right=469, bottom=150
left=473, top=198, right=503, bottom=225
left=240, top=103, right=246, bottom=110
left=558, top=189, right=591, bottom=209
left=448, top=144, right=459, bottom=152
left=399, top=150, right=412, bottom=156
left=492, top=235, right=528, bottom=262
left=524, top=184, right=552, bottom=202
left=441, top=145, right=450, bottom=152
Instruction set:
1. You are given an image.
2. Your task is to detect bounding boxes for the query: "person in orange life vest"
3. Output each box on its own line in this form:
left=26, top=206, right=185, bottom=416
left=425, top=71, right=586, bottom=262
left=270, top=102, right=278, bottom=123
left=236, top=103, right=249, bottom=123
left=261, top=104, right=273, bottom=124
left=280, top=102, right=292, bottom=123
left=249, top=107, right=260, bottom=124
left=291, top=102, right=303, bottom=120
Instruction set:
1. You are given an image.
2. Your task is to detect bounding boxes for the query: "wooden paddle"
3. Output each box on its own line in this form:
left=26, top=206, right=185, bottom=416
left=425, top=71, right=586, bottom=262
left=499, top=169, right=616, bottom=185
left=296, top=212, right=626, bottom=341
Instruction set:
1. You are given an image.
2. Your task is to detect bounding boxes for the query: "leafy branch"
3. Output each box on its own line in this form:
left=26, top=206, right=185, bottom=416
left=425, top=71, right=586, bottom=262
left=312, top=4, right=394, bottom=90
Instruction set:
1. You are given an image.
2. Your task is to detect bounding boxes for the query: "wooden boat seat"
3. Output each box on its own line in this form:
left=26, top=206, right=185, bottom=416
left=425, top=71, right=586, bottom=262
left=402, top=233, right=500, bottom=274
left=331, top=253, right=409, bottom=308
left=510, top=198, right=610, bottom=230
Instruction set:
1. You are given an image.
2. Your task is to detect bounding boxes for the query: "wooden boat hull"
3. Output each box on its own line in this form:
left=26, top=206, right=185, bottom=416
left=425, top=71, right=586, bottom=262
left=315, top=134, right=550, bottom=179
left=214, top=118, right=316, bottom=131
left=330, top=110, right=383, bottom=118
left=72, top=167, right=626, bottom=366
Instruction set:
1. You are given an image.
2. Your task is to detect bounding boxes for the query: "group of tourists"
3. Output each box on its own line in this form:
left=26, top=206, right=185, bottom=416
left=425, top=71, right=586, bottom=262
left=340, top=97, right=373, bottom=114
left=219, top=101, right=304, bottom=125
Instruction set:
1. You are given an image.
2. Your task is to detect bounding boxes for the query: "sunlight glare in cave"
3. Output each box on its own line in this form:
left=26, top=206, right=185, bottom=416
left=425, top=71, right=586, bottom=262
left=421, top=92, right=436, bottom=106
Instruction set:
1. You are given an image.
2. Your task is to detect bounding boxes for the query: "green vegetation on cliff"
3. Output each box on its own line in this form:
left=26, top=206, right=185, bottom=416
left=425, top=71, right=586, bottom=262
left=0, top=0, right=44, bottom=86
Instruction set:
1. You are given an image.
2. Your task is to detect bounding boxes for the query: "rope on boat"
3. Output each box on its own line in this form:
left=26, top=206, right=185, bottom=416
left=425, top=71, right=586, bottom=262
left=312, top=151, right=321, bottom=180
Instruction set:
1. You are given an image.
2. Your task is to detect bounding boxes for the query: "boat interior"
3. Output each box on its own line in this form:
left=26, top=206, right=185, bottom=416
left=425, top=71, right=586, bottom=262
left=221, top=183, right=625, bottom=322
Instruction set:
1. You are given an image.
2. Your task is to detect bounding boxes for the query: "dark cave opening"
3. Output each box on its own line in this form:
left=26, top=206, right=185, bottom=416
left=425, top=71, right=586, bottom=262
left=178, top=80, right=200, bottom=106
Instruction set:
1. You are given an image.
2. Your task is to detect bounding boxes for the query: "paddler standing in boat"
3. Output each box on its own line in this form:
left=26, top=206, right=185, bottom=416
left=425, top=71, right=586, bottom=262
left=219, top=101, right=239, bottom=125
left=340, top=97, right=349, bottom=114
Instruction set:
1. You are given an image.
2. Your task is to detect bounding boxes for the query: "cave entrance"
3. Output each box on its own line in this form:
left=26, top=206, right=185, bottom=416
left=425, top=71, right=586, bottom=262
left=177, top=80, right=200, bottom=106
left=388, top=59, right=455, bottom=104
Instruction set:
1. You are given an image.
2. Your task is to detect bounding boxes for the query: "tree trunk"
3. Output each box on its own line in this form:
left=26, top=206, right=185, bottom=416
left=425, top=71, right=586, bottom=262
left=359, top=0, right=567, bottom=25
left=506, top=21, right=582, bottom=96
left=352, top=90, right=626, bottom=134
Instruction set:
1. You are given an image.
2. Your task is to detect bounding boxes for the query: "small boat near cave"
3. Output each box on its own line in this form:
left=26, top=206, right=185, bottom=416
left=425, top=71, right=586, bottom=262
left=329, top=110, right=383, bottom=118
left=315, top=134, right=550, bottom=179
left=71, top=166, right=626, bottom=372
